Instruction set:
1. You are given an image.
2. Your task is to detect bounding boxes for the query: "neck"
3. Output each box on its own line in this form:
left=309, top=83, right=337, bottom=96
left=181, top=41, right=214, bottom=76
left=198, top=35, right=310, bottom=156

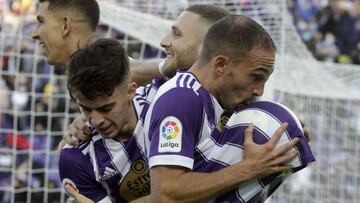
left=66, top=31, right=96, bottom=66
left=115, top=101, right=138, bottom=142
left=189, top=61, right=217, bottom=96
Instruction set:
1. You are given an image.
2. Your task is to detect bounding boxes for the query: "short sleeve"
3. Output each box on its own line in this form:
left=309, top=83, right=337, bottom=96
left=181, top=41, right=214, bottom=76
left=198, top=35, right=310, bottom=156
left=59, top=148, right=108, bottom=202
left=148, top=88, right=203, bottom=170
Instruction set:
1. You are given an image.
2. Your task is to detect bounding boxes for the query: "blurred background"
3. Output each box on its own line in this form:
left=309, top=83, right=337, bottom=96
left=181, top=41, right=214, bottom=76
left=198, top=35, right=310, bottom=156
left=0, top=0, right=359, bottom=202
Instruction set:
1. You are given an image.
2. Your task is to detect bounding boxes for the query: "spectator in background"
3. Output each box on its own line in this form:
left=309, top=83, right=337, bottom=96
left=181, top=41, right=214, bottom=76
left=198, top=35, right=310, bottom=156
left=335, top=1, right=356, bottom=56
left=315, top=32, right=339, bottom=62
left=291, top=0, right=360, bottom=64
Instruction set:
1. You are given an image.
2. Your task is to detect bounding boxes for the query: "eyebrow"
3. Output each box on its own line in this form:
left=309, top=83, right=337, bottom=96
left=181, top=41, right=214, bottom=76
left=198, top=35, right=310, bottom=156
left=254, top=67, right=273, bottom=75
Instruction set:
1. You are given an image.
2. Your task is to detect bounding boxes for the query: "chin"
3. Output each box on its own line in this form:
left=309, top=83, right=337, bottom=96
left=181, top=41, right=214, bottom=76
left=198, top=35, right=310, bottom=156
left=46, top=57, right=56, bottom=65
left=101, top=133, right=116, bottom=140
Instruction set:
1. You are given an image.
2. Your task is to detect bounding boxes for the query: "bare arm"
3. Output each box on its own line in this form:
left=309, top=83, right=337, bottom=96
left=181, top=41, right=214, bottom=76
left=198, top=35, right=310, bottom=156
left=65, top=184, right=95, bottom=203
left=129, top=59, right=163, bottom=86
left=130, top=195, right=150, bottom=203
left=150, top=123, right=299, bottom=203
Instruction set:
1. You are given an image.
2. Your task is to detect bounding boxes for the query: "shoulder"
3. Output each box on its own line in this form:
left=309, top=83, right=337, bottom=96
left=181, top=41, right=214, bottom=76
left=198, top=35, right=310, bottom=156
left=59, top=142, right=93, bottom=175
left=159, top=72, right=202, bottom=95
left=154, top=72, right=203, bottom=107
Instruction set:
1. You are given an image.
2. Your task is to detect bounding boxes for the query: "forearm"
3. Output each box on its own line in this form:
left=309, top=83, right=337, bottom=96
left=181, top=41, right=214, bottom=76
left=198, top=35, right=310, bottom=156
left=130, top=195, right=150, bottom=203
left=129, top=59, right=162, bottom=86
left=151, top=164, right=255, bottom=203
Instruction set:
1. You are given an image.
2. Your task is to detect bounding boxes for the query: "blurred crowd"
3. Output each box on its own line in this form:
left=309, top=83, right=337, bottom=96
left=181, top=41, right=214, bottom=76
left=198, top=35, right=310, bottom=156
left=0, top=1, right=162, bottom=202
left=289, top=0, right=360, bottom=64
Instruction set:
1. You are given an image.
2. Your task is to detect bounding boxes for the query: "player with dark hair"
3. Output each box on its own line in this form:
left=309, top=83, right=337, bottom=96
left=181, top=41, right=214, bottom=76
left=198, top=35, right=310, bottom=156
left=32, top=0, right=162, bottom=85
left=59, top=38, right=166, bottom=202
left=145, top=15, right=314, bottom=202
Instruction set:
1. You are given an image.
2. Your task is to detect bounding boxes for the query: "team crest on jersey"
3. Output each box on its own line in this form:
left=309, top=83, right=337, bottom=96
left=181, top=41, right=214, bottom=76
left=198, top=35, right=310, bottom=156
left=158, top=116, right=182, bottom=152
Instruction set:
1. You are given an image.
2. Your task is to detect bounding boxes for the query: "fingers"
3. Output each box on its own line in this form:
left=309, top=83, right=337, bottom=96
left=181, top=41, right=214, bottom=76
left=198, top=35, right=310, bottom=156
left=63, top=115, right=91, bottom=147
left=299, top=119, right=311, bottom=142
left=69, top=122, right=91, bottom=141
left=270, top=149, right=299, bottom=167
left=273, top=137, right=299, bottom=158
left=63, top=130, right=79, bottom=146
left=244, top=123, right=255, bottom=145
left=65, top=184, right=94, bottom=203
left=77, top=115, right=91, bottom=135
left=303, top=127, right=311, bottom=142
left=72, top=116, right=91, bottom=139
left=267, top=165, right=293, bottom=175
left=299, top=119, right=305, bottom=127
left=65, top=183, right=78, bottom=197
left=268, top=123, right=288, bottom=147
left=57, top=140, right=66, bottom=153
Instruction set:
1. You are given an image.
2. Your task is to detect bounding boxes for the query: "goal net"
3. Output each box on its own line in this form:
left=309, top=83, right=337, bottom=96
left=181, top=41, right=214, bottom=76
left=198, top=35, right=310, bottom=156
left=0, top=0, right=359, bottom=202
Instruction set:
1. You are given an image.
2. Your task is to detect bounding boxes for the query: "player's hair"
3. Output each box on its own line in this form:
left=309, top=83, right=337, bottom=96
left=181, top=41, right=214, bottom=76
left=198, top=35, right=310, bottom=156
left=67, top=38, right=129, bottom=100
left=38, top=0, right=99, bottom=31
left=185, top=4, right=231, bottom=25
left=198, top=15, right=276, bottom=64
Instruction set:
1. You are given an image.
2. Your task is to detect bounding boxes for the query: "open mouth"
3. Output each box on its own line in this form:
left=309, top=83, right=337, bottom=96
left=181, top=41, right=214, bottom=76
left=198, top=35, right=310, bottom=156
left=166, top=53, right=173, bottom=59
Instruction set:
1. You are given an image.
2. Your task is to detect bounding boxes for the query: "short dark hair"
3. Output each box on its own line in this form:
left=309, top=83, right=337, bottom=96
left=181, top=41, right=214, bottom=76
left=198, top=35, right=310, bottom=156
left=67, top=38, right=129, bottom=100
left=185, top=5, right=231, bottom=25
left=199, top=15, right=276, bottom=64
left=39, top=0, right=99, bottom=31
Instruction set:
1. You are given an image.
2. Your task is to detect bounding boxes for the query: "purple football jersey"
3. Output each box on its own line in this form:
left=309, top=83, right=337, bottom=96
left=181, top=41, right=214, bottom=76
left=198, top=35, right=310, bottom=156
left=145, top=71, right=315, bottom=202
left=59, top=77, right=165, bottom=202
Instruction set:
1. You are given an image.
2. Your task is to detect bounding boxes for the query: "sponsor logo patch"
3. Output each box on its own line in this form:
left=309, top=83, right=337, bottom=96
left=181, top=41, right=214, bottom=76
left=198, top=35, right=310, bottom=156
left=101, top=166, right=120, bottom=181
left=158, top=116, right=182, bottom=152
left=119, top=160, right=150, bottom=201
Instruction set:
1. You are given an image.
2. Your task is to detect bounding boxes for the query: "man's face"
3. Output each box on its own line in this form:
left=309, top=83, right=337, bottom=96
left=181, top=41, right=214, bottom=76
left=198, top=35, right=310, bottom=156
left=74, top=84, right=136, bottom=140
left=32, top=2, right=67, bottom=65
left=160, top=11, right=207, bottom=77
left=216, top=49, right=275, bottom=112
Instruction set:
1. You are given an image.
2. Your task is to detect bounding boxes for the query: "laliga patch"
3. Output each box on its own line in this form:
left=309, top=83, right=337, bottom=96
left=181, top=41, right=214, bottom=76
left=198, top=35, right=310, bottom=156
left=158, top=116, right=182, bottom=152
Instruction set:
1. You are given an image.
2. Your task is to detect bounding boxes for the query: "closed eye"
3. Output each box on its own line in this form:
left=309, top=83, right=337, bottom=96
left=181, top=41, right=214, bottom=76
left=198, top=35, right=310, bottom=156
left=251, top=74, right=266, bottom=81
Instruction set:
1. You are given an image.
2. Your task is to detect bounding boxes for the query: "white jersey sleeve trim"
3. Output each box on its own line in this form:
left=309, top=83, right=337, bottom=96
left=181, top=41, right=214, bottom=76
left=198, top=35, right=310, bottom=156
left=97, top=196, right=112, bottom=203
left=149, top=155, right=194, bottom=170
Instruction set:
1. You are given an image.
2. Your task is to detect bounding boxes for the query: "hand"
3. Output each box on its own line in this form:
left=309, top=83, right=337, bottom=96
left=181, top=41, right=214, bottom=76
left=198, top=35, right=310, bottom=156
left=57, top=140, right=66, bottom=153
left=241, top=123, right=299, bottom=178
left=65, top=183, right=94, bottom=203
left=299, top=119, right=311, bottom=142
left=63, top=114, right=91, bottom=146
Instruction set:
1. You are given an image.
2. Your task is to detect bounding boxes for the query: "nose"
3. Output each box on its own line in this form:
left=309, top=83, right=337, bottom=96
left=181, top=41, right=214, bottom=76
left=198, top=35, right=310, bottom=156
left=90, top=111, right=105, bottom=128
left=252, top=81, right=265, bottom=97
left=160, top=34, right=172, bottom=49
left=31, top=26, right=39, bottom=40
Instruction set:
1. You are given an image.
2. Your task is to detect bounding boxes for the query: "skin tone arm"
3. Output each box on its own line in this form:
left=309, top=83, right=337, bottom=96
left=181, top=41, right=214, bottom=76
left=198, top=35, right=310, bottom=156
left=150, top=123, right=299, bottom=203
left=129, top=59, right=163, bottom=86
left=65, top=184, right=94, bottom=203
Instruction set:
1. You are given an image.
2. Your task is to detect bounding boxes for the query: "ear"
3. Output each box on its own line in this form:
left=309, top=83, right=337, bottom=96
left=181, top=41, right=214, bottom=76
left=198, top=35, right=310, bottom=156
left=61, top=16, right=72, bottom=37
left=213, top=55, right=229, bottom=76
left=127, top=82, right=138, bottom=99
